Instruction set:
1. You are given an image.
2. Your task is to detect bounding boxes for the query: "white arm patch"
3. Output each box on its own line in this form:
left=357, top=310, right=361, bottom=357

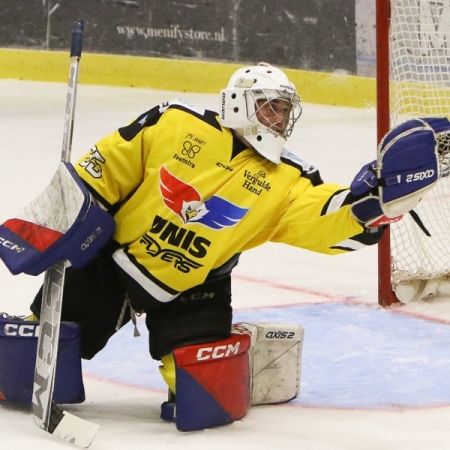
left=281, top=149, right=319, bottom=175
left=332, top=238, right=368, bottom=251
left=324, top=189, right=351, bottom=215
left=159, top=99, right=206, bottom=117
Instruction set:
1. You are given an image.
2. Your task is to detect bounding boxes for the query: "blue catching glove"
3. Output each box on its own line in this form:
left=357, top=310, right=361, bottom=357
left=350, top=117, right=448, bottom=227
left=0, top=162, right=116, bottom=276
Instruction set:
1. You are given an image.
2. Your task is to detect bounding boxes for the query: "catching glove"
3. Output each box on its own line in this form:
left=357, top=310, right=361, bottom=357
left=350, top=117, right=449, bottom=227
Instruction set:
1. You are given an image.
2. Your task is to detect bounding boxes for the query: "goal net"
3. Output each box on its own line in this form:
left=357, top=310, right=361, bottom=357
left=384, top=0, right=450, bottom=302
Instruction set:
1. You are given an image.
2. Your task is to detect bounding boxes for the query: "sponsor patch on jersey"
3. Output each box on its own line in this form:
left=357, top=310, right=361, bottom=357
left=159, top=166, right=249, bottom=230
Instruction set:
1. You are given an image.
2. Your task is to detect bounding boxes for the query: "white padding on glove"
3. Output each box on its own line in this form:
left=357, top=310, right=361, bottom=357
left=17, top=162, right=86, bottom=232
left=377, top=120, right=440, bottom=217
left=350, top=118, right=447, bottom=227
left=0, top=162, right=116, bottom=276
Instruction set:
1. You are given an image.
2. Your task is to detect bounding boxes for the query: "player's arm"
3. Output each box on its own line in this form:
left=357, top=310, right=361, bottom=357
left=75, top=105, right=164, bottom=210
left=268, top=180, right=368, bottom=254
left=271, top=117, right=445, bottom=253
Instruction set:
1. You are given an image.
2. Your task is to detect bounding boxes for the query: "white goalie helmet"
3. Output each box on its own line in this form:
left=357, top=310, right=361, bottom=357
left=219, top=62, right=302, bottom=164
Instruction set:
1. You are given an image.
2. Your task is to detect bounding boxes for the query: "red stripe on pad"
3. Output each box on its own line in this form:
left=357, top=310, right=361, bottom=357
left=4, top=219, right=63, bottom=252
left=173, top=333, right=252, bottom=421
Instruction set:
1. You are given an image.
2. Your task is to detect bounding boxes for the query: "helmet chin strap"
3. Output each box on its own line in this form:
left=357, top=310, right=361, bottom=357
left=234, top=125, right=258, bottom=138
left=232, top=128, right=285, bottom=164
left=232, top=129, right=253, bottom=149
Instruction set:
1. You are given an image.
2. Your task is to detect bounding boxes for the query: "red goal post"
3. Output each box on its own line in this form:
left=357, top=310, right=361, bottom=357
left=377, top=0, right=450, bottom=306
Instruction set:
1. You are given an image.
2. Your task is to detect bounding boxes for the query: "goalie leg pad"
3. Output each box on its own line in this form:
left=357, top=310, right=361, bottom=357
left=0, top=162, right=116, bottom=276
left=236, top=322, right=304, bottom=405
left=170, top=330, right=252, bottom=431
left=0, top=316, right=85, bottom=404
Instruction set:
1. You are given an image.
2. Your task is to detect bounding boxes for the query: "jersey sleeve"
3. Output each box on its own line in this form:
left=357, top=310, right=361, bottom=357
left=269, top=181, right=382, bottom=254
left=74, top=106, right=161, bottom=209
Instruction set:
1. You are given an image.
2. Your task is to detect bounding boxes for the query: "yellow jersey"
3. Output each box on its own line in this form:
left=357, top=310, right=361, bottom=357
left=75, top=100, right=372, bottom=302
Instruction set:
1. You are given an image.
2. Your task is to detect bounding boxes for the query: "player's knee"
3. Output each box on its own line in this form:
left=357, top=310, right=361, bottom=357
left=158, top=322, right=304, bottom=431
left=160, top=329, right=252, bottom=431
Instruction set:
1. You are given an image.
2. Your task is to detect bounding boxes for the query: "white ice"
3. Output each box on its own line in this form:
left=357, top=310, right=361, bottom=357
left=2, top=79, right=450, bottom=449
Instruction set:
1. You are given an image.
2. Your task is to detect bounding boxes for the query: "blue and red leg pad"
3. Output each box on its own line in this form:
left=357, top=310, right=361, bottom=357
left=0, top=316, right=85, bottom=404
left=171, top=332, right=252, bottom=431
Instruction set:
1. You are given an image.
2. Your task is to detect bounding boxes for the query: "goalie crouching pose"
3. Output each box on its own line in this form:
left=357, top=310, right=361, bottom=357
left=0, top=62, right=446, bottom=431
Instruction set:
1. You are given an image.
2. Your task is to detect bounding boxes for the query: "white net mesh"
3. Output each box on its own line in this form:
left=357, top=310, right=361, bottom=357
left=389, top=0, right=450, bottom=291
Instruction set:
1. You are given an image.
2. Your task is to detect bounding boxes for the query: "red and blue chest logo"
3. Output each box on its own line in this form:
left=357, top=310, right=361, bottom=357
left=159, top=166, right=249, bottom=230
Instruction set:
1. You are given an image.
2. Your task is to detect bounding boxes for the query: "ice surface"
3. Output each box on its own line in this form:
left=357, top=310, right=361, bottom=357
left=2, top=80, right=450, bottom=449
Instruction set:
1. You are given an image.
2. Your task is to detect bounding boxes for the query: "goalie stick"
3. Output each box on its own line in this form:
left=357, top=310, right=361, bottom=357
left=31, top=20, right=100, bottom=448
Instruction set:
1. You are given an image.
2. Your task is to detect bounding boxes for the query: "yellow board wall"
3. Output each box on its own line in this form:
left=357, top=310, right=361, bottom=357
left=0, top=48, right=376, bottom=108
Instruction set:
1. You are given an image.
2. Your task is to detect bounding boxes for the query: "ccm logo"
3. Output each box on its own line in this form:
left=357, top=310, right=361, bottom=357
left=216, top=162, right=233, bottom=172
left=266, top=331, right=296, bottom=339
left=406, top=169, right=435, bottom=182
left=196, top=342, right=240, bottom=361
left=3, top=323, right=39, bottom=337
left=0, top=237, right=25, bottom=253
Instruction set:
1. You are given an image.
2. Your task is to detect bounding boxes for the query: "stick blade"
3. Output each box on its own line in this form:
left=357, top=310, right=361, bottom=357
left=33, top=402, right=99, bottom=448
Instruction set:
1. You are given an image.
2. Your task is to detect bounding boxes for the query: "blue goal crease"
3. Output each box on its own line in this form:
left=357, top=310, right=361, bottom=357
left=82, top=302, right=450, bottom=409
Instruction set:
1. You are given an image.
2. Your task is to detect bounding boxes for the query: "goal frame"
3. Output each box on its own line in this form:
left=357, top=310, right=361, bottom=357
left=377, top=0, right=400, bottom=306
left=376, top=0, right=450, bottom=306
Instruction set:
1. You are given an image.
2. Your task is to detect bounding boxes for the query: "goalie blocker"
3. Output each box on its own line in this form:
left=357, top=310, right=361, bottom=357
left=161, top=322, right=304, bottom=431
left=0, top=161, right=115, bottom=276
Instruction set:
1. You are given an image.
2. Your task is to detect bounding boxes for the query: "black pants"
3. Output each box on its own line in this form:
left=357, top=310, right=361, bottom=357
left=31, top=250, right=233, bottom=361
